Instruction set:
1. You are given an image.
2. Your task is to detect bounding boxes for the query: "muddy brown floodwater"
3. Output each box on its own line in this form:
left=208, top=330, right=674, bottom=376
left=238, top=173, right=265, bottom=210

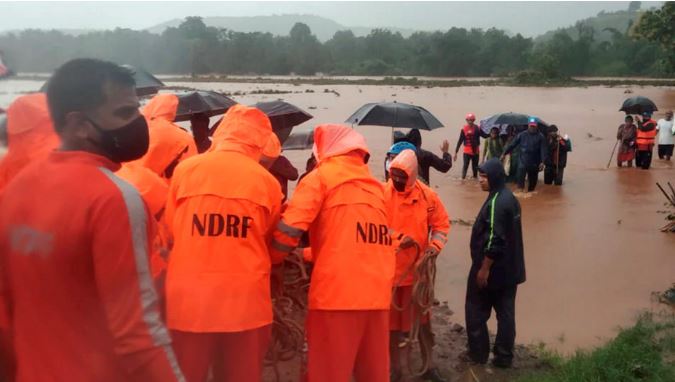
left=2, top=79, right=674, bottom=354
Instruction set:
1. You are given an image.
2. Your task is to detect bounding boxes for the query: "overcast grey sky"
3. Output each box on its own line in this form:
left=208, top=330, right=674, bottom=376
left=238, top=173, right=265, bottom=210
left=0, top=1, right=663, bottom=36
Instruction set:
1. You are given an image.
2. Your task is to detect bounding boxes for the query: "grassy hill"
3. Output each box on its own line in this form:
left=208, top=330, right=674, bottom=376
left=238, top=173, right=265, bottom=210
left=146, top=14, right=416, bottom=42
left=534, top=8, right=649, bottom=45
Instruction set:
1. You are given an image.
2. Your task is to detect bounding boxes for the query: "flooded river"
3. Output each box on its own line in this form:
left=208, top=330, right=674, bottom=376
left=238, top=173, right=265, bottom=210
left=1, top=78, right=674, bottom=353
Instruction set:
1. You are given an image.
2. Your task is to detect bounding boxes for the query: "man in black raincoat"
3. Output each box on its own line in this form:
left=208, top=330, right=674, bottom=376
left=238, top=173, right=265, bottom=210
left=501, top=120, right=547, bottom=192
left=465, top=158, right=526, bottom=368
left=399, top=129, right=452, bottom=185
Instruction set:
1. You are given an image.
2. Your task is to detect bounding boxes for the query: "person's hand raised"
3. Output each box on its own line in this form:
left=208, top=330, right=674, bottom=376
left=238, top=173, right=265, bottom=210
left=440, top=140, right=449, bottom=154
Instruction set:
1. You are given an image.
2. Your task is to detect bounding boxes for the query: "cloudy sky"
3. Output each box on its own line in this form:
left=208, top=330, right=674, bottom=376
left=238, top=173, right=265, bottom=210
left=0, top=1, right=663, bottom=36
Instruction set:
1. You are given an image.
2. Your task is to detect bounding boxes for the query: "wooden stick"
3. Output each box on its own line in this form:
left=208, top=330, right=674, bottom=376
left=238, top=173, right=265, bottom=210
left=656, top=183, right=675, bottom=205
left=668, top=182, right=675, bottom=200
left=607, top=140, right=619, bottom=169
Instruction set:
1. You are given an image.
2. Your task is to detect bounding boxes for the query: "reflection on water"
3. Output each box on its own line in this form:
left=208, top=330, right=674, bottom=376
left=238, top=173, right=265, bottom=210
left=2, top=79, right=674, bottom=353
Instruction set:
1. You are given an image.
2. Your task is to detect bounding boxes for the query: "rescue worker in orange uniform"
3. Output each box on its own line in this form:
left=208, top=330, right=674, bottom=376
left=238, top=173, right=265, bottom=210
left=140, top=93, right=197, bottom=179
left=635, top=112, right=658, bottom=170
left=0, top=58, right=185, bottom=382
left=0, top=93, right=60, bottom=192
left=385, top=147, right=450, bottom=382
left=271, top=124, right=395, bottom=382
left=165, top=104, right=282, bottom=382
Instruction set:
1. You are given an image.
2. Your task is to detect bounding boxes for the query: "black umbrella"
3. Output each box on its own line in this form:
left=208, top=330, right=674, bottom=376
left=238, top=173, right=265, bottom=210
left=209, top=101, right=313, bottom=143
left=282, top=128, right=314, bottom=150
left=480, top=113, right=550, bottom=135
left=173, top=91, right=237, bottom=122
left=254, top=100, right=313, bottom=144
left=345, top=102, right=443, bottom=130
left=39, top=64, right=165, bottom=97
left=254, top=100, right=313, bottom=130
left=620, top=96, right=658, bottom=115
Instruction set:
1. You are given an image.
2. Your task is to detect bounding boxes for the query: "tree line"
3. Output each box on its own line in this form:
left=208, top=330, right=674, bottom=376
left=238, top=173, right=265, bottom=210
left=1, top=3, right=672, bottom=79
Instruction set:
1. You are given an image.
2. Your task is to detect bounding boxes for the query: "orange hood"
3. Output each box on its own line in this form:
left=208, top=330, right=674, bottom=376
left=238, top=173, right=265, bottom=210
left=210, top=105, right=272, bottom=160
left=0, top=93, right=60, bottom=191
left=262, top=133, right=281, bottom=159
left=313, top=124, right=369, bottom=162
left=137, top=120, right=193, bottom=177
left=389, top=148, right=418, bottom=191
left=142, top=93, right=178, bottom=122
left=137, top=94, right=195, bottom=177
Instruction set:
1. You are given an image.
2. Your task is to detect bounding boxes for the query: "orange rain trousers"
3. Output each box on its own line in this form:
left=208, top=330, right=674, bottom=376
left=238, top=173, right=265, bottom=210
left=305, top=310, right=389, bottom=382
left=171, top=325, right=271, bottom=382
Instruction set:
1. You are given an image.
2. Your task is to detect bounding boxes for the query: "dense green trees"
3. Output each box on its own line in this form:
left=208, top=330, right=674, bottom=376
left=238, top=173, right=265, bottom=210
left=0, top=3, right=672, bottom=78
left=632, top=2, right=675, bottom=74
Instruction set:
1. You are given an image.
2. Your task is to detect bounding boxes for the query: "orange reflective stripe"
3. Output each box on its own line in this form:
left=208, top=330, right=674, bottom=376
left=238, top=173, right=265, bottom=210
left=431, top=231, right=448, bottom=244
left=99, top=167, right=185, bottom=382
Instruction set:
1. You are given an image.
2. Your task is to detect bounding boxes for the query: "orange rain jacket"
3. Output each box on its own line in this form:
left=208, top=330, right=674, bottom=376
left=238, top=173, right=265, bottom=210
left=116, top=162, right=171, bottom=279
left=0, top=151, right=184, bottom=382
left=117, top=162, right=168, bottom=219
left=271, top=124, right=395, bottom=310
left=139, top=94, right=197, bottom=178
left=165, top=105, right=282, bottom=333
left=0, top=93, right=60, bottom=193
left=385, top=149, right=450, bottom=286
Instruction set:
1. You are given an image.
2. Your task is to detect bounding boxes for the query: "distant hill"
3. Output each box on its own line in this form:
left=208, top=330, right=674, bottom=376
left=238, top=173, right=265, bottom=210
left=534, top=9, right=647, bottom=45
left=146, top=14, right=417, bottom=41
left=0, top=28, right=101, bottom=37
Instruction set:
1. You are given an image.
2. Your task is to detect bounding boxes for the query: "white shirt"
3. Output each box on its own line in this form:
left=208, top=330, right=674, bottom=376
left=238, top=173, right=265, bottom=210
left=656, top=118, right=674, bottom=145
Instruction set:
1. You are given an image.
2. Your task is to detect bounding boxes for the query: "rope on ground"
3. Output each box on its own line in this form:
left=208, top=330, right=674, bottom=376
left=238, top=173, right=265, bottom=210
left=391, top=242, right=421, bottom=312
left=266, top=250, right=310, bottom=382
left=391, top=242, right=437, bottom=378
left=407, top=250, right=437, bottom=377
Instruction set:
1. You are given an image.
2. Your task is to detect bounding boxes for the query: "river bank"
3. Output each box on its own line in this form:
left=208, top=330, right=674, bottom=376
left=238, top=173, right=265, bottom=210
left=10, top=74, right=675, bottom=88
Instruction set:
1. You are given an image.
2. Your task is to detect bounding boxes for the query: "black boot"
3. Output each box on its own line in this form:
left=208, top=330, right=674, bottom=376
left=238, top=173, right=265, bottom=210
left=390, top=368, right=402, bottom=382
left=421, top=367, right=447, bottom=382
left=491, top=358, right=513, bottom=369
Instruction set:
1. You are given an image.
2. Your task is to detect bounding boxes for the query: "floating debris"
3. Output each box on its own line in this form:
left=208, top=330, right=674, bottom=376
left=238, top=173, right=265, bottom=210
left=450, top=218, right=474, bottom=227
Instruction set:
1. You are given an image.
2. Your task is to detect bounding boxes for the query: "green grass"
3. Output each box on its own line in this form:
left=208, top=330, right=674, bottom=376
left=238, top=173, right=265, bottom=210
left=518, top=313, right=675, bottom=382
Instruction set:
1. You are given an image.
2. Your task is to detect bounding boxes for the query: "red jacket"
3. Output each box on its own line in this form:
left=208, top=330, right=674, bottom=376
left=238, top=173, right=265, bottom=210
left=0, top=151, right=184, bottom=382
